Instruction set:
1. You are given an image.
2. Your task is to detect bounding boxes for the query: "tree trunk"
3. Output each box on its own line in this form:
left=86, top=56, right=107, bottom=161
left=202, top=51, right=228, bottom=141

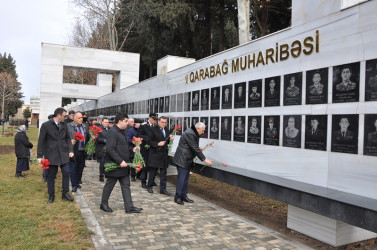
left=237, top=0, right=250, bottom=45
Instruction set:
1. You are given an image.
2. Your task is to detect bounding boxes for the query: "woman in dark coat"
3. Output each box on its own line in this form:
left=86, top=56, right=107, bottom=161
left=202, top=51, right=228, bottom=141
left=14, top=125, right=33, bottom=178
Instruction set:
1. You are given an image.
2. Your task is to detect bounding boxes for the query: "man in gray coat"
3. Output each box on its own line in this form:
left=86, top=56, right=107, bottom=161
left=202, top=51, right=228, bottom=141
left=173, top=122, right=212, bottom=205
left=37, top=108, right=74, bottom=204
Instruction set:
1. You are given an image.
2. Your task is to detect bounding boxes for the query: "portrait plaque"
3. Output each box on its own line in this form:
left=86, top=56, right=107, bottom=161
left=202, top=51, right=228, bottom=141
left=184, top=92, right=191, bottom=111
left=306, top=68, right=328, bottom=104
left=247, top=116, right=261, bottom=144
left=169, top=117, right=174, bottom=132
left=365, top=59, right=377, bottom=101
left=221, top=116, right=232, bottom=141
left=221, top=84, right=232, bottom=109
left=282, top=115, right=302, bottom=148
left=265, top=76, right=281, bottom=107
left=234, top=82, right=246, bottom=108
left=191, top=117, right=199, bottom=127
left=164, top=96, right=170, bottom=113
left=364, top=114, right=377, bottom=156
left=177, top=93, right=183, bottom=112
left=170, top=95, right=177, bottom=112
left=175, top=117, right=182, bottom=135
left=130, top=103, right=134, bottom=115
left=183, top=117, right=190, bottom=132
left=209, top=117, right=220, bottom=140
left=134, top=102, right=139, bottom=115
left=200, top=117, right=208, bottom=138
left=154, top=98, right=159, bottom=113
left=305, top=115, right=327, bottom=151
left=149, top=99, right=154, bottom=113
left=233, top=116, right=246, bottom=142
left=192, top=90, right=200, bottom=111
left=283, top=72, right=302, bottom=106
left=210, top=87, right=220, bottom=110
left=159, top=97, right=164, bottom=113
left=248, top=79, right=262, bottom=108
left=125, top=104, right=129, bottom=114
left=201, top=89, right=209, bottom=110
left=331, top=114, right=359, bottom=154
left=264, top=115, right=280, bottom=146
left=332, top=62, right=360, bottom=103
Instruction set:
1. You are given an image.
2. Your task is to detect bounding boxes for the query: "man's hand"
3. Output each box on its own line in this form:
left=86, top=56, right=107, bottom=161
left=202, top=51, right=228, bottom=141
left=71, top=139, right=76, bottom=145
left=204, top=159, right=212, bottom=166
left=69, top=152, right=74, bottom=158
left=120, top=161, right=128, bottom=167
left=133, top=146, right=140, bottom=153
left=200, top=147, right=205, bottom=151
left=158, top=141, right=166, bottom=146
left=37, top=158, right=42, bottom=164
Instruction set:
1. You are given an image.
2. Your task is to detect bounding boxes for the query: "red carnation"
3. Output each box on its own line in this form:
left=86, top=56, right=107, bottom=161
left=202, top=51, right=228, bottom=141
left=41, top=159, right=50, bottom=170
left=74, top=132, right=84, bottom=141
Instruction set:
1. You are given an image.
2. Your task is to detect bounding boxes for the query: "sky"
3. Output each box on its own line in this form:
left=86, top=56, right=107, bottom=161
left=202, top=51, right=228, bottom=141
left=0, top=0, right=77, bottom=103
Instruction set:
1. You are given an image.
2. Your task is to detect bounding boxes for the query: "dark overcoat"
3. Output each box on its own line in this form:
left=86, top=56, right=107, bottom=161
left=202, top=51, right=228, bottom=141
left=104, top=125, right=133, bottom=177
left=147, top=125, right=170, bottom=169
left=139, top=122, right=154, bottom=162
left=96, top=125, right=110, bottom=160
left=37, top=119, right=73, bottom=166
left=173, top=125, right=206, bottom=170
left=15, top=132, right=33, bottom=158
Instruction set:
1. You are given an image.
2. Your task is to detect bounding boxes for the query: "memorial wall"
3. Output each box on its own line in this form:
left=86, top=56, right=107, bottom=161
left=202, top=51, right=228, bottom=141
left=76, top=0, right=377, bottom=201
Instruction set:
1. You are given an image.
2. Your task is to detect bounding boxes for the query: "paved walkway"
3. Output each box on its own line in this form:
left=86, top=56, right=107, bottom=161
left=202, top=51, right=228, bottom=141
left=74, top=161, right=312, bottom=250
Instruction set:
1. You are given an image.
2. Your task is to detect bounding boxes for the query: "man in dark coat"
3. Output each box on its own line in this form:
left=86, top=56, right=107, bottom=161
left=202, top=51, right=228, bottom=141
left=126, top=118, right=143, bottom=182
left=96, top=117, right=110, bottom=182
left=14, top=125, right=33, bottom=178
left=64, top=110, right=75, bottom=125
left=146, top=116, right=172, bottom=195
left=173, top=122, right=212, bottom=205
left=99, top=113, right=142, bottom=214
left=66, top=111, right=90, bottom=192
left=37, top=108, right=74, bottom=204
left=139, top=113, right=158, bottom=188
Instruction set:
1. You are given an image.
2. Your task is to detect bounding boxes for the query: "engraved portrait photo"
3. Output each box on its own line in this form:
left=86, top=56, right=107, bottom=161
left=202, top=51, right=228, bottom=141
left=159, top=97, right=164, bottom=113
left=283, top=72, right=302, bottom=106
left=248, top=79, right=262, bottom=108
left=191, top=117, right=199, bottom=127
left=170, top=94, right=177, bottom=112
left=264, top=115, right=280, bottom=146
left=177, top=93, right=183, bottom=112
left=221, top=116, right=232, bottom=141
left=306, top=67, right=328, bottom=105
left=154, top=98, right=159, bottom=113
left=222, top=84, right=232, bottom=109
left=331, top=114, right=359, bottom=154
left=234, top=82, right=246, bottom=108
left=265, top=76, right=281, bottom=107
left=282, top=115, right=301, bottom=148
left=201, top=89, right=209, bottom=110
left=233, top=116, right=245, bottom=142
left=332, top=62, right=360, bottom=103
left=364, top=114, right=377, bottom=156
left=192, top=90, right=200, bottom=111
left=149, top=99, right=153, bottom=113
left=210, top=87, right=220, bottom=110
left=184, top=92, right=191, bottom=111
left=174, top=117, right=182, bottom=135
left=200, top=117, right=208, bottom=138
left=209, top=117, right=219, bottom=140
left=247, top=116, right=261, bottom=144
left=305, top=115, right=327, bottom=151
left=365, top=58, right=377, bottom=102
left=164, top=96, right=170, bottom=113
left=183, top=117, right=190, bottom=132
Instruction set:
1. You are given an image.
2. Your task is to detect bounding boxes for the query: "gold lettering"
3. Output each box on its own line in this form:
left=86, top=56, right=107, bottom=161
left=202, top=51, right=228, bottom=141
left=210, top=66, right=216, bottom=78
left=256, top=51, right=265, bottom=67
left=280, top=44, right=289, bottom=61
left=190, top=72, right=195, bottom=82
left=204, top=68, right=209, bottom=79
left=316, top=30, right=319, bottom=53
left=248, top=54, right=255, bottom=68
left=232, top=58, right=240, bottom=72
left=199, top=69, right=204, bottom=80
left=303, top=36, right=314, bottom=55
left=240, top=56, right=247, bottom=70
left=216, top=64, right=222, bottom=76
left=276, top=43, right=279, bottom=62
left=194, top=71, right=199, bottom=82
left=265, top=48, right=275, bottom=64
left=222, top=60, right=229, bottom=74
left=291, top=40, right=302, bottom=58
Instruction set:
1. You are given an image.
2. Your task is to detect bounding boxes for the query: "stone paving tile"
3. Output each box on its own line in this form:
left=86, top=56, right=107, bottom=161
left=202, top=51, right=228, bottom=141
left=77, top=161, right=310, bottom=250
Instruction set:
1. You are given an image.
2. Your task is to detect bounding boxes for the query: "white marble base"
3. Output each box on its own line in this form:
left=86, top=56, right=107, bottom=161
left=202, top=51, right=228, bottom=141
left=287, top=205, right=376, bottom=247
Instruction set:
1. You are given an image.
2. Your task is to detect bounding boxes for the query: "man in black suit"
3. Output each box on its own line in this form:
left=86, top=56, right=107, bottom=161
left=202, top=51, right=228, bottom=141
left=37, top=108, right=74, bottom=204
left=96, top=117, right=111, bottom=182
left=146, top=116, right=173, bottom=195
left=99, top=113, right=142, bottom=213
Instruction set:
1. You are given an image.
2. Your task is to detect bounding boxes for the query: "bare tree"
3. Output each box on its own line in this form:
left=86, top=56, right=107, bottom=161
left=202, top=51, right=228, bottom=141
left=0, top=72, right=21, bottom=119
left=70, top=0, right=136, bottom=51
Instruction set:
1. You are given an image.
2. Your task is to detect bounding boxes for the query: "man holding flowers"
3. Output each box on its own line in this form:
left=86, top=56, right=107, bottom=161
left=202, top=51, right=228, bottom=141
left=126, top=118, right=143, bottom=182
left=100, top=113, right=142, bottom=214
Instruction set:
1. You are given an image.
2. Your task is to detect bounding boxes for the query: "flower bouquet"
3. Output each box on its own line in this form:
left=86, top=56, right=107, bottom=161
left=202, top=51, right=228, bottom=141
left=132, top=137, right=146, bottom=168
left=40, top=159, right=50, bottom=170
left=200, top=160, right=227, bottom=171
left=104, top=162, right=142, bottom=173
left=168, top=125, right=182, bottom=152
left=85, top=125, right=102, bottom=155
left=74, top=131, right=84, bottom=142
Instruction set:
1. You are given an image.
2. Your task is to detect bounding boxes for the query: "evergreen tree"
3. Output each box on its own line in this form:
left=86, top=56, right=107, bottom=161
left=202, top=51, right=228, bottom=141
left=23, top=106, right=32, bottom=119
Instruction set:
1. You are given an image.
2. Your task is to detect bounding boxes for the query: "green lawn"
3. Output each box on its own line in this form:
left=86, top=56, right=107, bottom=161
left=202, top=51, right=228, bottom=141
left=0, top=127, right=93, bottom=249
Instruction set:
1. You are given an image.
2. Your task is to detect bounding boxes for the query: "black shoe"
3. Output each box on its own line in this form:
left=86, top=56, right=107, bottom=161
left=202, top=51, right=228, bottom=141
left=100, top=203, right=113, bottom=212
left=152, top=182, right=157, bottom=186
left=125, top=207, right=142, bottom=214
left=147, top=187, right=154, bottom=194
left=131, top=177, right=136, bottom=182
left=42, top=177, right=47, bottom=182
left=47, top=196, right=55, bottom=204
left=174, top=198, right=184, bottom=205
left=99, top=176, right=104, bottom=182
left=160, top=189, right=170, bottom=196
left=62, top=193, right=74, bottom=201
left=19, top=174, right=26, bottom=178
left=72, top=187, right=77, bottom=192
left=182, top=197, right=194, bottom=203
left=141, top=183, right=147, bottom=189
left=77, top=185, right=81, bottom=189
